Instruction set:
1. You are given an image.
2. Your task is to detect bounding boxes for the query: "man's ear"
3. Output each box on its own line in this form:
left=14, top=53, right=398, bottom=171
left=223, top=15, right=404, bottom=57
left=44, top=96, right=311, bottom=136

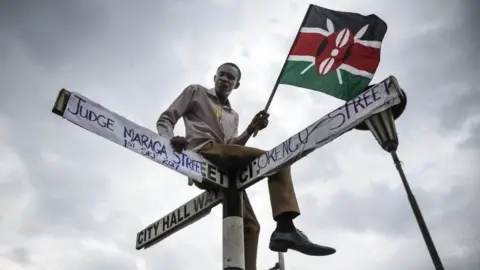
left=213, top=75, right=217, bottom=83
left=234, top=80, right=240, bottom=89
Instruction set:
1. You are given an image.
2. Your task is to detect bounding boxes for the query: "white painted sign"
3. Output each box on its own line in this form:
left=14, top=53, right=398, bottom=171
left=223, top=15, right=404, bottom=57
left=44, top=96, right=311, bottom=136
left=237, top=76, right=404, bottom=189
left=53, top=75, right=404, bottom=255
left=58, top=91, right=229, bottom=188
left=135, top=189, right=223, bottom=249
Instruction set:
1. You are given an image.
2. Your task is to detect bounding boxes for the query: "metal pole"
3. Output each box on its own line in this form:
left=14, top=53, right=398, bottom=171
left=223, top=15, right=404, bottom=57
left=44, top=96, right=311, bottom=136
left=391, top=151, right=444, bottom=270
left=223, top=170, right=245, bottom=270
left=278, top=252, right=285, bottom=270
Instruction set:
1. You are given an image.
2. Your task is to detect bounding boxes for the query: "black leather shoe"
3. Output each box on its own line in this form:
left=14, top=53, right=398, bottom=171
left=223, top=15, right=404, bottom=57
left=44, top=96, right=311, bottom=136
left=269, top=229, right=336, bottom=256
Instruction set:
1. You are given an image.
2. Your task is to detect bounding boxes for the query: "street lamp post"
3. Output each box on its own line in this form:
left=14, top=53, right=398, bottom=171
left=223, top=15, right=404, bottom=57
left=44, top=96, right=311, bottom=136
left=268, top=253, right=285, bottom=270
left=355, top=77, right=444, bottom=270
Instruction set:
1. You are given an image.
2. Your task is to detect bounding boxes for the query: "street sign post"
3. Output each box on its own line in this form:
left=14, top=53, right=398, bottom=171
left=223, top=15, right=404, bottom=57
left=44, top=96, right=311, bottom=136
left=52, top=75, right=403, bottom=269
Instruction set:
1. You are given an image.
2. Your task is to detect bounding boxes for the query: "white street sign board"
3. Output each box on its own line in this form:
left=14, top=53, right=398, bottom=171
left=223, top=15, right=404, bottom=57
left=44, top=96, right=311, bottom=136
left=52, top=90, right=229, bottom=188
left=237, top=76, right=404, bottom=189
left=136, top=190, right=223, bottom=249
left=52, top=75, right=405, bottom=253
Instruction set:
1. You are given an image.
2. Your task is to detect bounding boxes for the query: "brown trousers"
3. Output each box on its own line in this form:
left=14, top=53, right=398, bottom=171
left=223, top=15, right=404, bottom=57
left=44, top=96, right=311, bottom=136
left=198, top=142, right=300, bottom=270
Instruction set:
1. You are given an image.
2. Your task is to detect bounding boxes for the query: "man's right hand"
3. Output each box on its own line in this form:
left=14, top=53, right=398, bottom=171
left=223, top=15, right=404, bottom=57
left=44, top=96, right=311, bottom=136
left=170, top=136, right=188, bottom=152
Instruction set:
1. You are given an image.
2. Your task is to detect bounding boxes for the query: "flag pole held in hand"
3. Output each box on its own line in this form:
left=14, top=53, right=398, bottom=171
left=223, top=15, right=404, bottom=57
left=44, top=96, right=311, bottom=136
left=252, top=6, right=313, bottom=138
left=252, top=4, right=387, bottom=137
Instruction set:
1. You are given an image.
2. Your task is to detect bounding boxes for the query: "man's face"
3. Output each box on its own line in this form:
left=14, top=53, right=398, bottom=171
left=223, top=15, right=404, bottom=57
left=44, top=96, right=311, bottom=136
left=214, top=64, right=240, bottom=96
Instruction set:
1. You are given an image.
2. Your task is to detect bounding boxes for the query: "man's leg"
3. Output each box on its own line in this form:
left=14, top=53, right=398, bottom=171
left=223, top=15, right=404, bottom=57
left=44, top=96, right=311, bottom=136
left=198, top=142, right=260, bottom=270
left=198, top=142, right=336, bottom=257
left=199, top=142, right=300, bottom=216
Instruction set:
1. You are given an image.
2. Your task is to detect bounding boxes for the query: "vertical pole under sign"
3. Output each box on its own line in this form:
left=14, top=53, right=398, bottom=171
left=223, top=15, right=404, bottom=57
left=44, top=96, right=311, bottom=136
left=223, top=170, right=244, bottom=270
left=278, top=252, right=285, bottom=270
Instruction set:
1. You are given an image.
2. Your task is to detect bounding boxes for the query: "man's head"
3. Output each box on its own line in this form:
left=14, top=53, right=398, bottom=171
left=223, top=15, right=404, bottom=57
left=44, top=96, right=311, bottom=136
left=214, top=62, right=241, bottom=97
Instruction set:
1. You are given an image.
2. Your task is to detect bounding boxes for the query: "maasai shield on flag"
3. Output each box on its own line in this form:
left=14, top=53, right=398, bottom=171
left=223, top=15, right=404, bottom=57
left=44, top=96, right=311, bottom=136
left=278, top=5, right=388, bottom=101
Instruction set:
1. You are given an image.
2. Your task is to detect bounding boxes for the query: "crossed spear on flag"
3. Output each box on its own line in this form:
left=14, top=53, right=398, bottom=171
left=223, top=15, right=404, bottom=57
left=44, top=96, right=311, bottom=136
left=300, top=18, right=370, bottom=85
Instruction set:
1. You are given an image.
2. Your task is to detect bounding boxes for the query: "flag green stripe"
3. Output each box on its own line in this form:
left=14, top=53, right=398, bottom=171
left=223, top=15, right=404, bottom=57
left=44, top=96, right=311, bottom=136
left=279, top=60, right=371, bottom=101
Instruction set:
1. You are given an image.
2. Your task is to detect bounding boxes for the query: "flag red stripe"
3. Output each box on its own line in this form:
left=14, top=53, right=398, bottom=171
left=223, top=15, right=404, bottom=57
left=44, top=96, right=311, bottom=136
left=343, top=43, right=381, bottom=73
left=291, top=32, right=326, bottom=56
left=290, top=33, right=381, bottom=73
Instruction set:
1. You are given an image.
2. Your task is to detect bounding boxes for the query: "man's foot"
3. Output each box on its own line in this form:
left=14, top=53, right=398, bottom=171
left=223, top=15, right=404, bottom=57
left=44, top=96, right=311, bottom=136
left=269, top=229, right=336, bottom=256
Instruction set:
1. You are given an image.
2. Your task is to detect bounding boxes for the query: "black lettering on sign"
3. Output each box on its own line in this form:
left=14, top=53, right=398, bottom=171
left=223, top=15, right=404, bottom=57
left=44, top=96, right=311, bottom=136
left=172, top=152, right=204, bottom=173
left=333, top=84, right=387, bottom=132
left=161, top=204, right=192, bottom=232
left=183, top=204, right=191, bottom=219
left=162, top=159, right=179, bottom=170
left=163, top=215, right=170, bottom=231
left=363, top=87, right=374, bottom=107
left=328, top=107, right=347, bottom=130
left=193, top=193, right=206, bottom=212
left=169, top=211, right=177, bottom=228
left=123, top=127, right=168, bottom=160
left=352, top=96, right=365, bottom=113
left=68, top=95, right=115, bottom=131
left=344, top=84, right=384, bottom=118
left=372, top=84, right=381, bottom=101
left=137, top=231, right=144, bottom=245
left=153, top=222, right=159, bottom=236
left=193, top=191, right=217, bottom=212
left=238, top=83, right=390, bottom=184
left=254, top=126, right=315, bottom=172
left=204, top=192, right=215, bottom=205
left=383, top=79, right=391, bottom=95
left=239, top=159, right=257, bottom=183
left=146, top=225, right=154, bottom=241
left=200, top=163, right=226, bottom=185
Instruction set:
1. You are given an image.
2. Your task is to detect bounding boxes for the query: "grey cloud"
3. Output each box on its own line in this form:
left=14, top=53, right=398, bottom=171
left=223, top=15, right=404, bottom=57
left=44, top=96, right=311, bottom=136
left=70, top=250, right=137, bottom=270
left=6, top=247, right=31, bottom=266
left=18, top=164, right=109, bottom=237
left=0, top=0, right=231, bottom=122
left=300, top=169, right=480, bottom=269
left=457, top=121, right=480, bottom=150
left=437, top=84, right=479, bottom=152
left=0, top=0, right=107, bottom=68
left=362, top=0, right=479, bottom=125
left=373, top=240, right=480, bottom=270
left=304, top=182, right=413, bottom=236
left=1, top=0, right=479, bottom=269
left=440, top=86, right=480, bottom=131
left=362, top=1, right=480, bottom=159
left=312, top=173, right=479, bottom=236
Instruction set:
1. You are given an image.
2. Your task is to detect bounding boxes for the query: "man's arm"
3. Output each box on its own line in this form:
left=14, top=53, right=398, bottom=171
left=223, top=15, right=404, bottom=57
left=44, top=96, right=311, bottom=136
left=228, top=110, right=269, bottom=145
left=227, top=113, right=254, bottom=146
left=156, top=85, right=196, bottom=139
left=229, top=129, right=253, bottom=146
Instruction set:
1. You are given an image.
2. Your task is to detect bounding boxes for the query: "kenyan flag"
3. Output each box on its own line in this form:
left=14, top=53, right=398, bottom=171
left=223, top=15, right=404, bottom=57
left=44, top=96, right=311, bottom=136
left=278, top=5, right=388, bottom=101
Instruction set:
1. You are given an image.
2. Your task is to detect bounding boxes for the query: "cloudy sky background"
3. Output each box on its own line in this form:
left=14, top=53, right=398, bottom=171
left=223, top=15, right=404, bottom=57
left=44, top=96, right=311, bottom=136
left=1, top=0, right=479, bottom=269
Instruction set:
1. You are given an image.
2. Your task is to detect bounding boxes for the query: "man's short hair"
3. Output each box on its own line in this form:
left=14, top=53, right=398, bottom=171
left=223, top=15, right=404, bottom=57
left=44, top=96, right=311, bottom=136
left=218, top=62, right=242, bottom=81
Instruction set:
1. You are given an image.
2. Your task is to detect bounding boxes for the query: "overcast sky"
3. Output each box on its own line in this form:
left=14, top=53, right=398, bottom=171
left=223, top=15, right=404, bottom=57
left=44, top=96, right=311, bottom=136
left=1, top=0, right=479, bottom=269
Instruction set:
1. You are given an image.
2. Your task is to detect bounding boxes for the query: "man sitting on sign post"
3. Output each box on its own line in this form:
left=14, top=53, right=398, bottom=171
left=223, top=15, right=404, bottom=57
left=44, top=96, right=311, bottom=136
left=156, top=62, right=336, bottom=270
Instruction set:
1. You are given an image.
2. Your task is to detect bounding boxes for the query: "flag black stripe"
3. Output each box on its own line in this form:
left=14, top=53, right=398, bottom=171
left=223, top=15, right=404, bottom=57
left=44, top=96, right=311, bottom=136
left=303, top=5, right=388, bottom=42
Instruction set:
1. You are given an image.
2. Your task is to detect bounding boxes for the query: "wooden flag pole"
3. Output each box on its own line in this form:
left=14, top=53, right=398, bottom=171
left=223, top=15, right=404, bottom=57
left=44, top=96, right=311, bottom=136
left=252, top=4, right=313, bottom=137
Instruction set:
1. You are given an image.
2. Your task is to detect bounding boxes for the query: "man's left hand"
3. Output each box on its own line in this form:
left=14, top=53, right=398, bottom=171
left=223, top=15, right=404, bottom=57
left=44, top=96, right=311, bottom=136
left=247, top=110, right=269, bottom=134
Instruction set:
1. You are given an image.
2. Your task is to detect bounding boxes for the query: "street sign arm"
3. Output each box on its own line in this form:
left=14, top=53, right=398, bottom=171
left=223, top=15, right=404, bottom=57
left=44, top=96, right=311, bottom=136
left=236, top=76, right=404, bottom=190
left=51, top=88, right=229, bottom=188
left=136, top=189, right=223, bottom=250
